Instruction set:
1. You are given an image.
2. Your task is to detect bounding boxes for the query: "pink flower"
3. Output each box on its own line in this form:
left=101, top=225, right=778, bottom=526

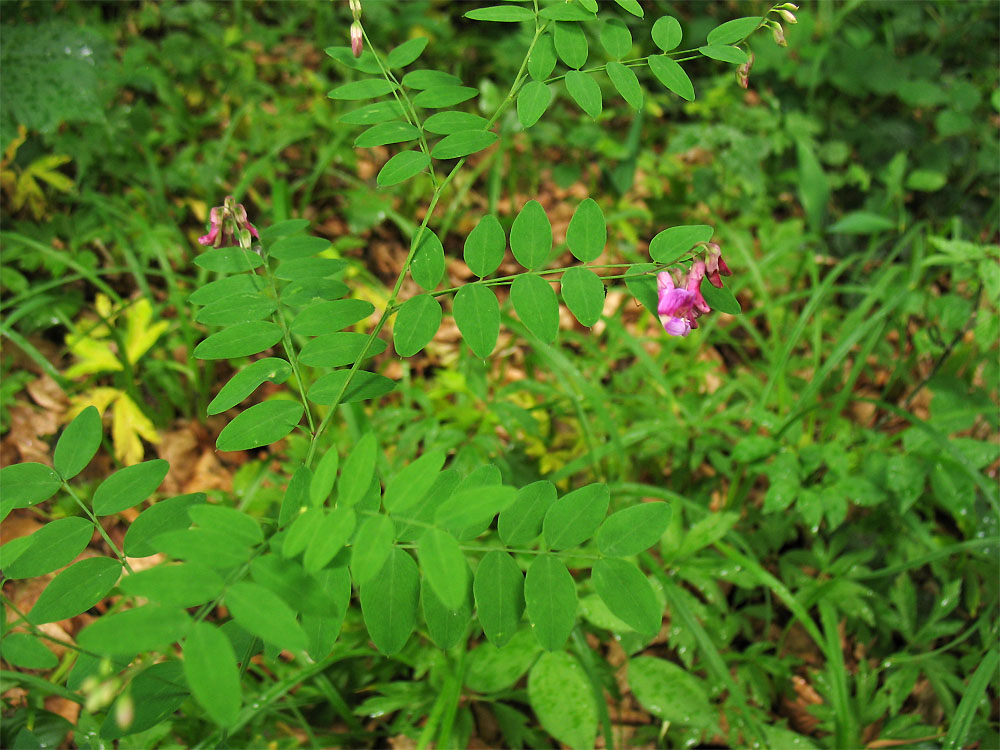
left=351, top=23, right=363, bottom=58
left=198, top=196, right=260, bottom=249
left=657, top=261, right=711, bottom=337
left=704, top=243, right=731, bottom=288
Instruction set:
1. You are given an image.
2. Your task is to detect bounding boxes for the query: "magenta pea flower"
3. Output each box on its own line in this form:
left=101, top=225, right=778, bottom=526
left=657, top=261, right=711, bottom=337
left=704, top=243, right=731, bottom=288
left=351, top=22, right=363, bottom=58
left=198, top=196, right=260, bottom=249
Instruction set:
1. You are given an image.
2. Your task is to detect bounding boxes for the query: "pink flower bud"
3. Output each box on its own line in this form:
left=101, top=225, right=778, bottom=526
left=772, top=23, right=787, bottom=46
left=351, top=22, right=363, bottom=58
left=704, top=243, right=731, bottom=288
left=198, top=196, right=259, bottom=249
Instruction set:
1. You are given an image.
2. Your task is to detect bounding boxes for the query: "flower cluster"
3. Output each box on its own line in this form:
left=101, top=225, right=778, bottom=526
left=656, top=243, right=731, bottom=337
left=198, top=196, right=260, bottom=250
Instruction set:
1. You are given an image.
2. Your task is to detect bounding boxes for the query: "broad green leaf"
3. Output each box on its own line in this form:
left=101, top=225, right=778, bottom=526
left=386, top=37, right=428, bottom=68
left=93, top=459, right=169, bottom=516
left=596, top=501, right=672, bottom=557
left=524, top=554, right=577, bottom=650
left=706, top=16, right=763, bottom=45
left=418, top=527, right=468, bottom=611
left=183, top=622, right=241, bottom=727
left=187, top=274, right=262, bottom=305
left=600, top=19, right=632, bottom=59
left=592, top=558, right=660, bottom=635
left=274, top=257, right=347, bottom=282
left=498, top=480, right=558, bottom=546
left=303, top=506, right=356, bottom=572
left=528, top=652, right=597, bottom=748
left=225, top=581, right=308, bottom=652
left=307, top=370, right=396, bottom=405
left=829, top=211, right=895, bottom=234
left=413, top=85, right=478, bottom=108
left=421, top=571, right=473, bottom=650
left=351, top=513, right=395, bottom=584
left=453, top=284, right=500, bottom=358
left=561, top=267, right=606, bottom=327
left=698, top=45, right=749, bottom=65
left=565, top=70, right=602, bottom=119
left=625, top=263, right=659, bottom=317
left=249, top=555, right=341, bottom=617
left=517, top=81, right=552, bottom=128
left=290, top=299, right=374, bottom=336
left=510, top=200, right=552, bottom=270
left=465, top=628, right=540, bottom=692
left=394, top=469, right=462, bottom=543
left=383, top=449, right=446, bottom=514
left=311, top=448, right=340, bottom=507
left=324, top=46, right=382, bottom=74
left=299, top=331, right=386, bottom=367
left=431, top=130, right=499, bottom=159
left=195, top=293, right=276, bottom=326
left=539, top=4, right=596, bottom=21
left=423, top=111, right=490, bottom=135
left=0, top=462, right=61, bottom=511
left=267, top=235, right=330, bottom=261
left=53, top=405, right=101, bottom=480
left=188, top=504, right=262, bottom=544
left=474, top=550, right=525, bottom=647
left=260, top=219, right=311, bottom=245
left=377, top=150, right=431, bottom=187
left=554, top=21, right=588, bottom=69
left=614, top=0, right=644, bottom=17
left=1, top=633, right=57, bottom=669
left=207, top=358, right=292, bottom=415
left=339, top=101, right=407, bottom=125
left=648, top=55, right=694, bottom=101
left=302, top=566, right=352, bottom=658
left=151, top=528, right=253, bottom=569
left=566, top=198, right=606, bottom=262
left=77, top=604, right=190, bottom=655
left=435, top=485, right=516, bottom=537
left=411, top=228, right=446, bottom=291
left=606, top=61, right=643, bottom=109
left=283, top=507, right=326, bottom=558
left=651, top=16, right=682, bottom=51
left=401, top=69, right=462, bottom=89
left=3, top=516, right=95, bottom=579
left=100, top=662, right=188, bottom=740
left=29, top=557, right=122, bottom=624
left=279, top=465, right=311, bottom=529
left=124, top=493, right=206, bottom=558
left=796, top=139, right=830, bottom=232
left=339, top=433, right=377, bottom=508
left=360, top=547, right=419, bottom=654
left=510, top=273, right=559, bottom=342
left=701, top=281, right=742, bottom=315
left=448, top=465, right=505, bottom=540
left=628, top=656, right=713, bottom=725
left=543, top=483, right=610, bottom=550
left=215, top=400, right=303, bottom=451
left=648, top=224, right=714, bottom=264
left=464, top=215, right=506, bottom=278
left=464, top=5, right=534, bottom=21
left=119, top=562, right=224, bottom=609
left=327, top=78, right=398, bottom=100
left=355, top=121, right=421, bottom=148
left=194, top=248, right=262, bottom=273
left=528, top=32, right=556, bottom=81
left=193, top=321, right=282, bottom=360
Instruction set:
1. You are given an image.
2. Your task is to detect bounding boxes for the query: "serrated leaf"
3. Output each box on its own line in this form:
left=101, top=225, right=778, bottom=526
left=328, top=78, right=399, bottom=101
left=93, top=459, right=169, bottom=516
left=215, top=400, right=303, bottom=451
left=592, top=558, right=660, bottom=635
left=431, top=129, right=498, bottom=159
left=464, top=215, right=506, bottom=277
left=377, top=150, right=431, bottom=187
left=360, top=548, right=419, bottom=654
left=542, top=483, right=610, bottom=550
left=648, top=55, right=694, bottom=101
left=517, top=81, right=552, bottom=129
left=193, top=321, right=282, bottom=360
left=510, top=200, right=552, bottom=270
left=607, top=61, right=643, bottom=109
left=453, top=284, right=500, bottom=358
left=560, top=267, right=606, bottom=327
left=554, top=21, right=588, bottom=69
left=596, top=501, right=671, bottom=557
left=565, top=70, right=602, bottom=119
left=183, top=622, right=241, bottom=727
left=474, top=550, right=525, bottom=647
left=651, top=16, right=682, bottom=51
left=648, top=224, right=714, bottom=264
left=355, top=121, right=421, bottom=148
left=510, top=273, right=559, bottom=343
left=524, top=554, right=576, bottom=650
left=53, top=405, right=101, bottom=480
left=207, top=358, right=292, bottom=415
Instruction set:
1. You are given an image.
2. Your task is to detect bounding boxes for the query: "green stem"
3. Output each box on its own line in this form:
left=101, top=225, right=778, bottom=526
left=62, top=481, right=134, bottom=575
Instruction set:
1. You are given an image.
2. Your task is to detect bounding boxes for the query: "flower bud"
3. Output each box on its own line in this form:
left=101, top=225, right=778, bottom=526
left=351, top=22, right=363, bottom=58
left=771, top=22, right=787, bottom=46
left=349, top=0, right=362, bottom=21
left=778, top=9, right=797, bottom=24
left=777, top=3, right=798, bottom=10
left=735, top=51, right=754, bottom=89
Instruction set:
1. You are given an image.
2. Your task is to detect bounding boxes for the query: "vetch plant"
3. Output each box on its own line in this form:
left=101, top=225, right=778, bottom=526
left=0, top=4, right=796, bottom=747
